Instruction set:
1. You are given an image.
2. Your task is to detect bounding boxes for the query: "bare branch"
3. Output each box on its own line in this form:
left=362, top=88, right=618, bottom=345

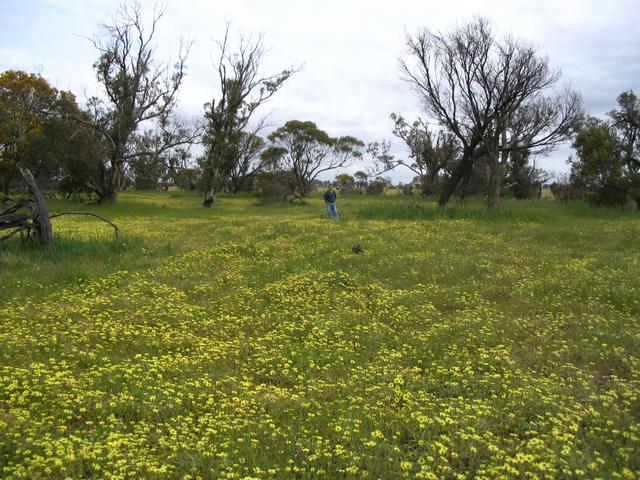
left=49, top=212, right=120, bottom=238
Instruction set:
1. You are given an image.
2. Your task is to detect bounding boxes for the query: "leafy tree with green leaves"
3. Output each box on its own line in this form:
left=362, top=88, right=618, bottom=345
left=201, top=27, right=294, bottom=206
left=335, top=173, right=355, bottom=193
left=504, top=149, right=549, bottom=200
left=570, top=117, right=628, bottom=207
left=0, top=70, right=65, bottom=192
left=263, top=120, right=364, bottom=197
left=0, top=70, right=103, bottom=195
left=354, top=170, right=369, bottom=193
left=374, top=113, right=459, bottom=195
left=77, top=3, right=193, bottom=204
left=609, top=90, right=640, bottom=209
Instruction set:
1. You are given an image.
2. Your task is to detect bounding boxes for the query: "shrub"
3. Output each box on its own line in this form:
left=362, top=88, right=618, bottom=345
left=254, top=171, right=297, bottom=203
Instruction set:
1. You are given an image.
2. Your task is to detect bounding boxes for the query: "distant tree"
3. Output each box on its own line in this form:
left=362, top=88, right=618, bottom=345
left=570, top=118, right=628, bottom=207
left=354, top=170, right=369, bottom=193
left=400, top=17, right=581, bottom=207
left=162, top=146, right=195, bottom=191
left=200, top=26, right=295, bottom=206
left=129, top=155, right=164, bottom=190
left=263, top=120, right=364, bottom=196
left=335, top=173, right=355, bottom=193
left=504, top=150, right=550, bottom=199
left=374, top=113, right=458, bottom=195
left=76, top=3, right=194, bottom=203
left=366, top=177, right=387, bottom=196
left=609, top=90, right=640, bottom=209
left=127, top=119, right=196, bottom=191
left=549, top=175, right=573, bottom=203
left=254, top=171, right=298, bottom=203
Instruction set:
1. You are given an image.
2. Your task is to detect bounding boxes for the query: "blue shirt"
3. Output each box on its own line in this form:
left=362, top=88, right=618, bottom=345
left=323, top=190, right=337, bottom=203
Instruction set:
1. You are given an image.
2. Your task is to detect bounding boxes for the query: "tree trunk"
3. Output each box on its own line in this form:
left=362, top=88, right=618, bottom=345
left=19, top=168, right=52, bottom=248
left=100, top=181, right=119, bottom=204
left=202, top=165, right=218, bottom=207
left=2, top=168, right=15, bottom=196
left=487, top=130, right=511, bottom=208
left=439, top=145, right=476, bottom=206
left=203, top=185, right=215, bottom=207
left=487, top=151, right=501, bottom=208
left=99, top=161, right=124, bottom=204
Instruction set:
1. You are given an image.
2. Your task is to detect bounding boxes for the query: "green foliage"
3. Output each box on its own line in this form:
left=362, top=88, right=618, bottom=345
left=129, top=153, right=166, bottom=190
left=0, top=70, right=93, bottom=193
left=571, top=118, right=629, bottom=207
left=334, top=173, right=355, bottom=193
left=354, top=170, right=369, bottom=193
left=253, top=171, right=297, bottom=203
left=387, top=113, right=459, bottom=195
left=366, top=178, right=386, bottom=195
left=266, top=120, right=363, bottom=196
left=609, top=90, right=640, bottom=208
left=505, top=149, right=547, bottom=200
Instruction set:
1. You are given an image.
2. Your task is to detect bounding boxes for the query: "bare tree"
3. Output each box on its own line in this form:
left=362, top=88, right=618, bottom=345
left=77, top=2, right=193, bottom=203
left=201, top=26, right=295, bottom=207
left=400, top=17, right=582, bottom=207
left=1, top=168, right=119, bottom=249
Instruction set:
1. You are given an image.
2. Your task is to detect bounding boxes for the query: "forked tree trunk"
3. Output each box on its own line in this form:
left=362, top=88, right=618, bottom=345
left=19, top=168, right=52, bottom=248
left=98, top=162, right=124, bottom=205
left=439, top=146, right=475, bottom=206
left=101, top=182, right=119, bottom=205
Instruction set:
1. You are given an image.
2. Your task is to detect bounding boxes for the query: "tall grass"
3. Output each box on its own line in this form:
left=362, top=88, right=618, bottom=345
left=353, top=195, right=640, bottom=222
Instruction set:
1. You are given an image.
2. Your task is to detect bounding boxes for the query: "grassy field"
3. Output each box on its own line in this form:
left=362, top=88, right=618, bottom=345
left=1, top=191, right=639, bottom=479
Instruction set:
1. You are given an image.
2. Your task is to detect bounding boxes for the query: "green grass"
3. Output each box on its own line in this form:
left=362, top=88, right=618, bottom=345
left=1, top=191, right=639, bottom=479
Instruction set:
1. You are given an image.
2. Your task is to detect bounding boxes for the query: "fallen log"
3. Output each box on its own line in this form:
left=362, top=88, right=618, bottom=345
left=0, top=168, right=120, bottom=248
left=49, top=212, right=120, bottom=238
left=19, top=167, right=52, bottom=248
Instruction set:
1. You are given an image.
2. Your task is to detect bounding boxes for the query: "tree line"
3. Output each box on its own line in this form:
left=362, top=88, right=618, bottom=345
left=1, top=5, right=638, bottom=210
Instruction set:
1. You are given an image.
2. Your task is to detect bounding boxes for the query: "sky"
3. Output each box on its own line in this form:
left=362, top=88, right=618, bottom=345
left=1, top=0, right=639, bottom=182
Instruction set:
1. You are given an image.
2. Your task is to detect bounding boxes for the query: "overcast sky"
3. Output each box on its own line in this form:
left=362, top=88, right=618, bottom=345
left=1, top=0, right=639, bottom=181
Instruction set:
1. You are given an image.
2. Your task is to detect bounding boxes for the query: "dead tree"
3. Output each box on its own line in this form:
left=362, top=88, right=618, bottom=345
left=1, top=169, right=119, bottom=248
left=400, top=17, right=581, bottom=207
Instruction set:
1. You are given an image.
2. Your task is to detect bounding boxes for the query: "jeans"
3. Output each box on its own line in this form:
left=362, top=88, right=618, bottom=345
left=327, top=202, right=339, bottom=220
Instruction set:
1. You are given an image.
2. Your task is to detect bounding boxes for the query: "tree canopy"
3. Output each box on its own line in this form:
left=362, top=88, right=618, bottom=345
left=263, top=120, right=364, bottom=197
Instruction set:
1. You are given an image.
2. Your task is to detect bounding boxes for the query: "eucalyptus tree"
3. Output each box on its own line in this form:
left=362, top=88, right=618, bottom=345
left=263, top=120, right=364, bottom=197
left=0, top=70, right=74, bottom=193
left=400, top=17, right=582, bottom=207
left=373, top=113, right=459, bottom=195
left=78, top=2, right=194, bottom=203
left=570, top=117, right=628, bottom=207
left=609, top=90, right=640, bottom=209
left=201, top=27, right=295, bottom=206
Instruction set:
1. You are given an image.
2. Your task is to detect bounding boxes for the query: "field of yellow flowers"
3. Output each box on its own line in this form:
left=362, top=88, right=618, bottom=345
left=1, top=191, right=639, bottom=479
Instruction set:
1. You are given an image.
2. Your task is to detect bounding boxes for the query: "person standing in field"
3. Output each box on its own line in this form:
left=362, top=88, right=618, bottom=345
left=323, top=185, right=339, bottom=220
